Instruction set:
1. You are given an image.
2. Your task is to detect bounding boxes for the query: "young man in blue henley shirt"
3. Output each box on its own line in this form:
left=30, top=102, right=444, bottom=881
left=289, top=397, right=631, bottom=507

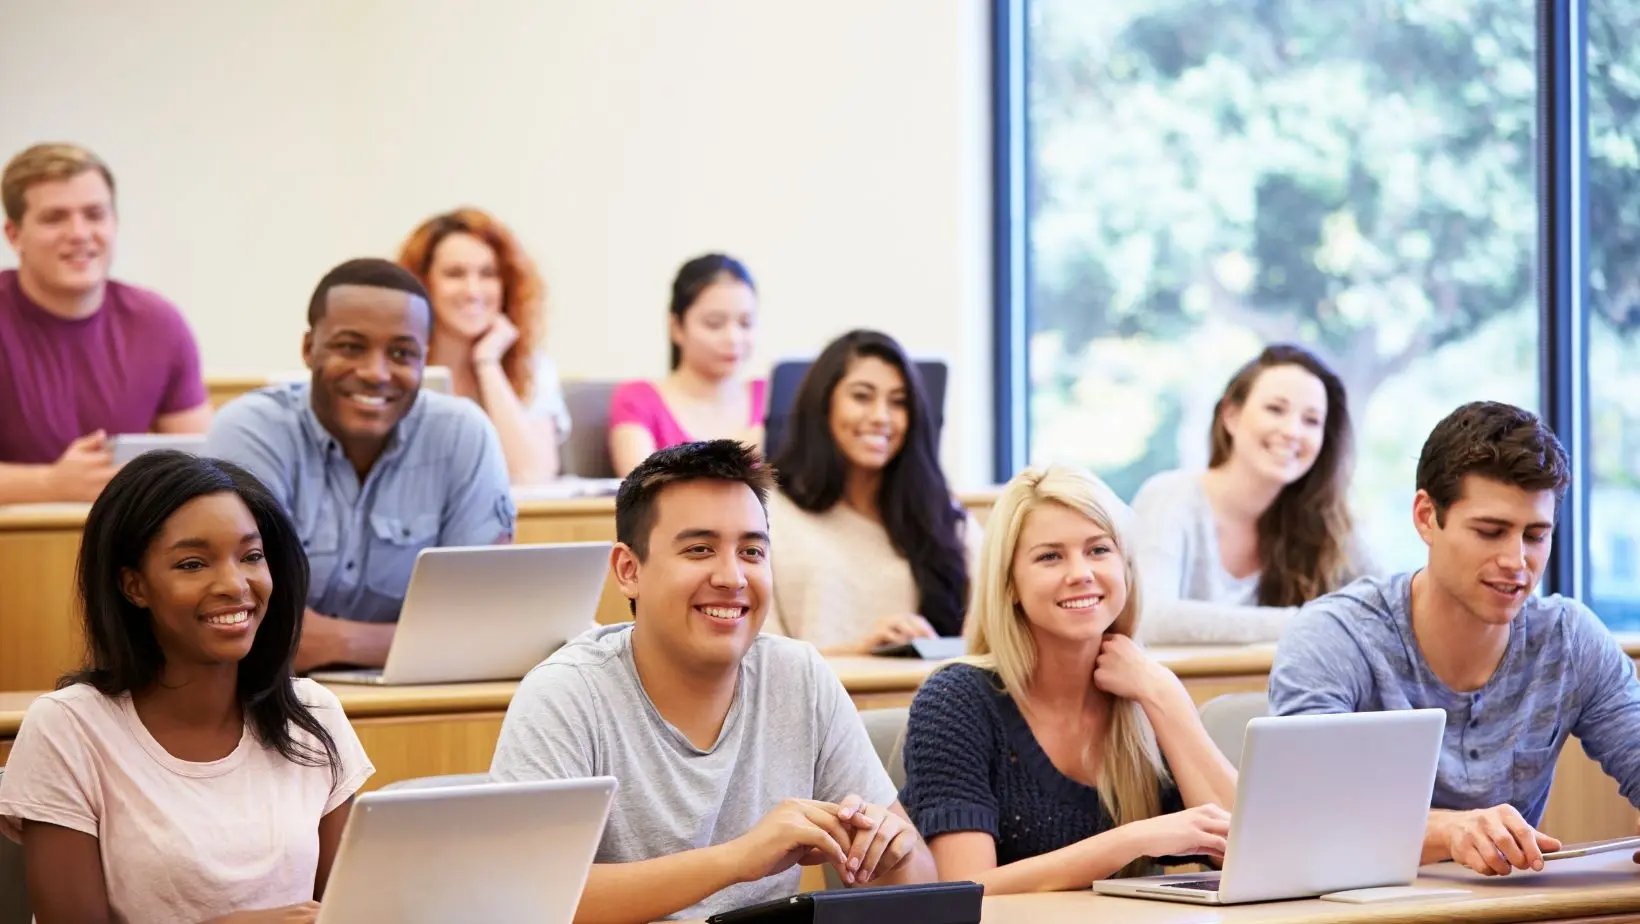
left=1270, top=401, right=1640, bottom=877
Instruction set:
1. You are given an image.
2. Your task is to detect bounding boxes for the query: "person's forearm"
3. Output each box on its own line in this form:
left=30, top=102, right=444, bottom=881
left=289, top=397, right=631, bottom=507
left=1422, top=810, right=1457, bottom=864
left=959, top=827, right=1141, bottom=895
left=295, top=611, right=396, bottom=672
left=1139, top=680, right=1239, bottom=809
left=0, top=462, right=56, bottom=504
left=870, top=839, right=938, bottom=887
left=608, top=425, right=657, bottom=480
left=573, top=847, right=741, bottom=924
left=335, top=619, right=394, bottom=668
left=475, top=363, right=558, bottom=484
left=153, top=402, right=213, bottom=434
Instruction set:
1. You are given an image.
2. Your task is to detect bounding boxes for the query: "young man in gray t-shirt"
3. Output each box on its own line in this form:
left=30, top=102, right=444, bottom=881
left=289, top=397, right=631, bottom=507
left=491, top=440, right=936, bottom=922
left=1271, top=401, right=1640, bottom=877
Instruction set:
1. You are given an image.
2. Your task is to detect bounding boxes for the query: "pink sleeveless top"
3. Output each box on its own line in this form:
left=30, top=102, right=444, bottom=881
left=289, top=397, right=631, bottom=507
left=608, top=379, right=768, bottom=450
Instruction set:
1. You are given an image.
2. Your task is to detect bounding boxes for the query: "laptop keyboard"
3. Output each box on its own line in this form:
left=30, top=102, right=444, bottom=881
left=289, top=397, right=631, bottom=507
left=1158, top=878, right=1221, bottom=891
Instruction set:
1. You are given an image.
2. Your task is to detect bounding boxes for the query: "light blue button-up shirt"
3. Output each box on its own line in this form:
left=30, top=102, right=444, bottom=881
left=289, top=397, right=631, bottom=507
left=206, top=383, right=514, bottom=623
left=1270, top=572, right=1640, bottom=825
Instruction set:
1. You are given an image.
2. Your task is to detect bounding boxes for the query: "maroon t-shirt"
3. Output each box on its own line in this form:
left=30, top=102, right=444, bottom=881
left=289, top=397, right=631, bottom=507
left=0, top=269, right=207, bottom=464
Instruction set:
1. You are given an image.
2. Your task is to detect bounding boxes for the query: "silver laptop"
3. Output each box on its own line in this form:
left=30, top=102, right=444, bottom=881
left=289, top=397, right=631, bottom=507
left=271, top=364, right=454, bottom=395
left=109, top=433, right=208, bottom=466
left=312, top=541, right=610, bottom=685
left=317, top=777, right=617, bottom=924
left=1092, top=708, right=1445, bottom=904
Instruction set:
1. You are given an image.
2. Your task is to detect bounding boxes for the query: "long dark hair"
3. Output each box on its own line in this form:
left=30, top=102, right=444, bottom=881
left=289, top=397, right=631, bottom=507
left=1209, top=343, right=1356, bottom=607
left=65, top=450, right=340, bottom=773
left=668, top=253, right=755, bottom=370
left=770, top=330, right=969, bottom=635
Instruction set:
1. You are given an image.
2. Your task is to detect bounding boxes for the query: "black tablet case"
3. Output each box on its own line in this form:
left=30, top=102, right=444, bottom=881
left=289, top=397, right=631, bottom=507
left=706, top=882, right=982, bottom=924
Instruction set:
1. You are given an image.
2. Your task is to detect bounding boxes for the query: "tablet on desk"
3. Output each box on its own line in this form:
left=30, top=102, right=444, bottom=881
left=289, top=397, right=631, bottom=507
left=871, top=636, right=966, bottom=660
left=706, top=881, right=980, bottom=924
left=108, top=433, right=208, bottom=466
left=268, top=364, right=454, bottom=394
left=1543, top=835, right=1640, bottom=861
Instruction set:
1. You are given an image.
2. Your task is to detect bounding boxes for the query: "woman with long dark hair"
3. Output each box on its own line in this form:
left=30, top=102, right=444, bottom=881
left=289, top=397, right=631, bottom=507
left=766, top=329, right=977, bottom=654
left=607, top=253, right=765, bottom=477
left=1131, top=343, right=1364, bottom=643
left=0, top=451, right=373, bottom=923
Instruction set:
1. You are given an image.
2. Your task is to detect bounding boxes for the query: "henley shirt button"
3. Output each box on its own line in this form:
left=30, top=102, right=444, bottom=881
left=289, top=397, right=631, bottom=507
left=345, top=561, right=356, bottom=571
left=1468, top=749, right=1479, bottom=759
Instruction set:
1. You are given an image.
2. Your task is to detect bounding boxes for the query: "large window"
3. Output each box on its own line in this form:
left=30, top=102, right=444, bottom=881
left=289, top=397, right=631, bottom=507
left=1017, top=0, right=1538, bottom=574
left=1585, top=1, right=1640, bottom=627
left=1002, top=0, right=1640, bottom=620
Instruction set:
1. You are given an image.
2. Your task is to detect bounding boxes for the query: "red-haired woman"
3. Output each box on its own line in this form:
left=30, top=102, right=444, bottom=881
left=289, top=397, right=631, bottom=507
left=398, top=208, right=568, bottom=483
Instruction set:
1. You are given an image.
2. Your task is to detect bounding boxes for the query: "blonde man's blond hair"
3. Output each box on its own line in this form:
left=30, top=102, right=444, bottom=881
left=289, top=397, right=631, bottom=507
left=961, top=464, right=1169, bottom=875
left=2, top=143, right=116, bottom=223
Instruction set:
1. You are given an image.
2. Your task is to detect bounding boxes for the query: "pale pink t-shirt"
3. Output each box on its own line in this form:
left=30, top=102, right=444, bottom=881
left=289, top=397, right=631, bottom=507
left=0, top=679, right=372, bottom=923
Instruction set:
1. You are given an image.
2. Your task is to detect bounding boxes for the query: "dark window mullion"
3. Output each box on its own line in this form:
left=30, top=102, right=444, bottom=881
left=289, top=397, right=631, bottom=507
left=992, top=0, right=1029, bottom=483
left=1538, top=0, right=1590, bottom=599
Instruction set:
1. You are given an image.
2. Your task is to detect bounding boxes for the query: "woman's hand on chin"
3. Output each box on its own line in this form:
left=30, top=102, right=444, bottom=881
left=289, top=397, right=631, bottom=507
left=1091, top=633, right=1176, bottom=705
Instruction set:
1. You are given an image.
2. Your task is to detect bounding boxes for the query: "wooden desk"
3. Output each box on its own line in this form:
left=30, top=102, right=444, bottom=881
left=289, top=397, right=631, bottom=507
left=0, top=683, right=513, bottom=791
left=0, top=653, right=1244, bottom=789
left=678, top=851, right=1640, bottom=924
left=0, top=658, right=947, bottom=787
left=206, top=374, right=272, bottom=409
left=2, top=648, right=1637, bottom=849
left=0, top=503, right=89, bottom=693
left=0, top=491, right=999, bottom=692
left=0, top=487, right=1632, bottom=847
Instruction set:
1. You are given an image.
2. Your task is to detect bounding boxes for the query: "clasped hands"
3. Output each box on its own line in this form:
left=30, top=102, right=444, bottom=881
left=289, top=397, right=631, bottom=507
left=734, top=794, right=920, bottom=886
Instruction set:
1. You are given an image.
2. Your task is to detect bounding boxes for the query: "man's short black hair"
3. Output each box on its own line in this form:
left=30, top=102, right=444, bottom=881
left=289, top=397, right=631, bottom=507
left=1416, top=401, right=1571, bottom=524
left=307, top=257, right=431, bottom=327
left=615, top=440, right=774, bottom=616
left=616, top=440, right=773, bottom=560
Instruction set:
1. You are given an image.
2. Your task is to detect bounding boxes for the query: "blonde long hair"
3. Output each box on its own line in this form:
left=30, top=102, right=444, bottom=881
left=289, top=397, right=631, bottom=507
left=964, top=465, right=1170, bottom=848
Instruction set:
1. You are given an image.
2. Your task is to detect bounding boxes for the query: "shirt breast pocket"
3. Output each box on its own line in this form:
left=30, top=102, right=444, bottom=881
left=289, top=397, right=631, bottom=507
left=1511, top=744, right=1560, bottom=801
left=296, top=506, right=342, bottom=592
left=365, top=512, right=441, bottom=597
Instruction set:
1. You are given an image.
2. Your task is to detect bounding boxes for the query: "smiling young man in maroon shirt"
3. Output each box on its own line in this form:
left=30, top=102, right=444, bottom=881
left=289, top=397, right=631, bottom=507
left=0, top=143, right=211, bottom=503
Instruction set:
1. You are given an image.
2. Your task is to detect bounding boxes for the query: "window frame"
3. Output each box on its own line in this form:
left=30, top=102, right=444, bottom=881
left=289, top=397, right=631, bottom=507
left=991, top=0, right=1593, bottom=599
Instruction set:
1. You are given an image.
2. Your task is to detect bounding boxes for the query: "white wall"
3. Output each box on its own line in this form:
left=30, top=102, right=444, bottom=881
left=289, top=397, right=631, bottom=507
left=0, top=0, right=994, bottom=485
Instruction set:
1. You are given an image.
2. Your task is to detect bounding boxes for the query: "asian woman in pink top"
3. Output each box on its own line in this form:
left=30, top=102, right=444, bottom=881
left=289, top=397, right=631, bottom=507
left=0, top=451, right=372, bottom=924
left=607, top=253, right=767, bottom=476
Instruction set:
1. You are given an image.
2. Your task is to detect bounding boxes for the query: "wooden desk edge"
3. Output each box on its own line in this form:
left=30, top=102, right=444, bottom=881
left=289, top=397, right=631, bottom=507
left=0, top=488, right=1002, bottom=530
left=676, top=882, right=1640, bottom=924
left=10, top=641, right=1639, bottom=735
left=0, top=505, right=92, bottom=529
left=325, top=684, right=518, bottom=718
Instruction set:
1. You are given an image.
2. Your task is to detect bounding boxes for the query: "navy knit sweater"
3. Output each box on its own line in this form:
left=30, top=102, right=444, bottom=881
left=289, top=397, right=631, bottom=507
left=898, top=663, right=1182, bottom=866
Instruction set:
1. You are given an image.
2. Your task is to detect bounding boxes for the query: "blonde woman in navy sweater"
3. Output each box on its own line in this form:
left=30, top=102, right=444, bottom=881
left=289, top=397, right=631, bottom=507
left=899, top=464, right=1237, bottom=892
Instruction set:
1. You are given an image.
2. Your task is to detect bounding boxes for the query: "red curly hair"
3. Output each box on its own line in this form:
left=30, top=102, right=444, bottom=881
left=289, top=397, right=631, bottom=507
left=397, top=208, right=546, bottom=401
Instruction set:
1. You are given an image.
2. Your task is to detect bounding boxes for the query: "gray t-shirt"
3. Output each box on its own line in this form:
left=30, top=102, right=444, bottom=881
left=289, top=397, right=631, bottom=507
left=489, top=624, right=897, bottom=920
left=1270, top=572, right=1640, bottom=825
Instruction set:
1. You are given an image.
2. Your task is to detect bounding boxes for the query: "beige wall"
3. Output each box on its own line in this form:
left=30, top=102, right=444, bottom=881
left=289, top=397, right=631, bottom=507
left=0, top=0, right=994, bottom=484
